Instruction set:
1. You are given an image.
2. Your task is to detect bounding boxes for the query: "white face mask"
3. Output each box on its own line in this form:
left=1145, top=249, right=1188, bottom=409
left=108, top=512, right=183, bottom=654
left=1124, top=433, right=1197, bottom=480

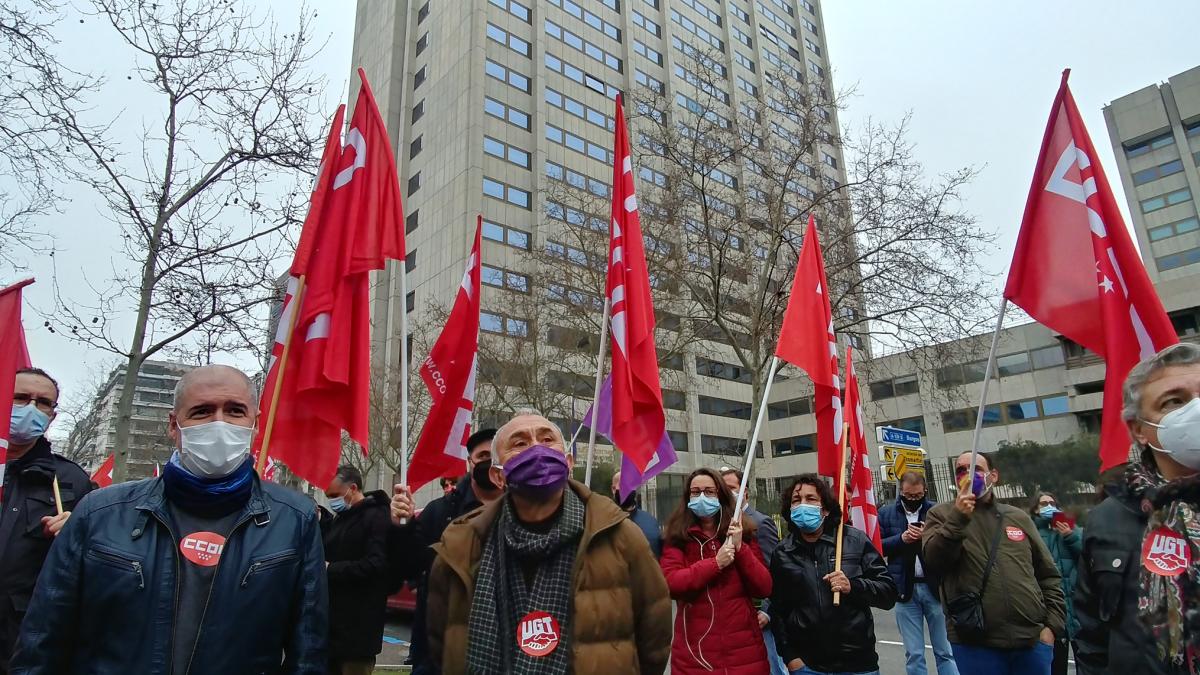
left=1143, top=398, right=1200, bottom=470
left=177, top=420, right=254, bottom=478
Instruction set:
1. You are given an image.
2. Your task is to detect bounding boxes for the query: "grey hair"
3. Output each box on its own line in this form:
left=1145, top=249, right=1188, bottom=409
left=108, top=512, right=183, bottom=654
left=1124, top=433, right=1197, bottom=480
left=1122, top=343, right=1200, bottom=421
left=173, top=364, right=259, bottom=412
left=495, top=407, right=560, bottom=447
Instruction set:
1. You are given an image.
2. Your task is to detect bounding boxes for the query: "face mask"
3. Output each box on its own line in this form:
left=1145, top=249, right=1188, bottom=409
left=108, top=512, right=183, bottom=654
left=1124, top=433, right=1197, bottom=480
left=959, top=470, right=993, bottom=497
left=328, top=496, right=348, bottom=513
left=1143, top=398, right=1200, bottom=470
left=901, top=496, right=925, bottom=512
left=687, top=494, right=721, bottom=518
left=1038, top=505, right=1060, bottom=520
left=471, top=458, right=498, bottom=491
left=9, top=404, right=50, bottom=445
left=177, top=420, right=254, bottom=478
left=614, top=491, right=638, bottom=510
left=497, top=444, right=569, bottom=501
left=790, top=504, right=824, bottom=533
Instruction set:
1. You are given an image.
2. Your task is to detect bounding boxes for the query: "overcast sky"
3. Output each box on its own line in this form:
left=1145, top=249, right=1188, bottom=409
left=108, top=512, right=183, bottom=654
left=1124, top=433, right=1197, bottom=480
left=9, top=1, right=1199, bottom=439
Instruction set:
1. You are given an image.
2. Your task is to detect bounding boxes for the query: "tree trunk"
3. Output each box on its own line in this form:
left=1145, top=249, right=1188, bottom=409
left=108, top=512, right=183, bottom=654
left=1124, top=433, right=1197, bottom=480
left=110, top=352, right=144, bottom=483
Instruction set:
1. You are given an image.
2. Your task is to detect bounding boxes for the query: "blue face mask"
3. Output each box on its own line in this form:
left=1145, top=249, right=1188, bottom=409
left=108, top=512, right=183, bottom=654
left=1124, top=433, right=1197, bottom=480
left=790, top=504, right=824, bottom=533
left=1038, top=505, right=1060, bottom=520
left=688, top=494, right=721, bottom=518
left=328, top=496, right=348, bottom=513
left=9, top=404, right=50, bottom=445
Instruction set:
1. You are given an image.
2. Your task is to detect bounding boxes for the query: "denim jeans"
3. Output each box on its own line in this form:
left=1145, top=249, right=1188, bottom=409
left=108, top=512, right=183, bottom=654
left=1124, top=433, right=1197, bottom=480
left=895, top=583, right=959, bottom=675
left=763, top=625, right=789, bottom=675
left=791, top=668, right=880, bottom=675
left=950, top=641, right=1053, bottom=675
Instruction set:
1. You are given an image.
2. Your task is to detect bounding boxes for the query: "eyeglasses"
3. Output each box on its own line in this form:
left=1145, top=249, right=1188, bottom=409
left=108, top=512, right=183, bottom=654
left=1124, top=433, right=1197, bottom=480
left=688, top=488, right=719, bottom=498
left=1038, top=499, right=1057, bottom=507
left=13, top=393, right=57, bottom=414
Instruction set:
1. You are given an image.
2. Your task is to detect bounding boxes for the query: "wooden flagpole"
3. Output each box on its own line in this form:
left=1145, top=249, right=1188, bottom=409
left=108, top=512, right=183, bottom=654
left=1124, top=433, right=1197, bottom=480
left=51, top=476, right=64, bottom=516
left=833, top=420, right=851, bottom=606
left=583, top=297, right=612, bottom=486
left=396, top=251, right=411, bottom=525
left=256, top=275, right=307, bottom=474
left=966, top=299, right=1008, bottom=489
left=733, top=357, right=780, bottom=516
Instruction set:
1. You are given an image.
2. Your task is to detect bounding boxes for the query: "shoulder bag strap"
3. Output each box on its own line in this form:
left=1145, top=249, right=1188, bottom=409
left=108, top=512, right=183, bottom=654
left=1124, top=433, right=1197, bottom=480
left=978, top=507, right=1005, bottom=596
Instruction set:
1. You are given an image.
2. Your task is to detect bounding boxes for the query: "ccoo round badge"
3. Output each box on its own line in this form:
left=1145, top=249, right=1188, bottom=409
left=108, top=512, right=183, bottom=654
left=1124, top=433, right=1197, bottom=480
left=179, top=531, right=227, bottom=567
left=517, top=610, right=561, bottom=658
left=1142, top=526, right=1191, bottom=577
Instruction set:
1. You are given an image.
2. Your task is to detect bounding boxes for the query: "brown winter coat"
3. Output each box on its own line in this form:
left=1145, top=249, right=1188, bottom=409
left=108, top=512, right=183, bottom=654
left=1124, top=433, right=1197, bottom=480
left=427, top=480, right=673, bottom=675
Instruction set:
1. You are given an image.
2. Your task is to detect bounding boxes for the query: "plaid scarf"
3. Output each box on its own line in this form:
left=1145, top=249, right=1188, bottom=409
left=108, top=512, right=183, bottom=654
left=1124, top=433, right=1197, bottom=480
left=467, top=489, right=585, bottom=675
left=1128, top=461, right=1200, bottom=670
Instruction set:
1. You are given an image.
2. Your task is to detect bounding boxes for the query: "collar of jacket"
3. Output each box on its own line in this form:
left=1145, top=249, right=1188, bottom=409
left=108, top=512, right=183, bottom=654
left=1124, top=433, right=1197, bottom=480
left=131, top=472, right=272, bottom=538
left=433, top=480, right=627, bottom=594
left=10, top=437, right=56, bottom=477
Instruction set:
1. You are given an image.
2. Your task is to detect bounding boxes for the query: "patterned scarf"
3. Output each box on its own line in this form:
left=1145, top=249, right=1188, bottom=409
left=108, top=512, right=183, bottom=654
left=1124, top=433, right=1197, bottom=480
left=1128, top=461, right=1200, bottom=670
left=467, top=489, right=585, bottom=675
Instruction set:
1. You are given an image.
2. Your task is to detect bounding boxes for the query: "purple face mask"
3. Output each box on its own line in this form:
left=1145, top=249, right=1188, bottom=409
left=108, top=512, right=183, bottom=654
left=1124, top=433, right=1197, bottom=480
left=500, top=444, right=570, bottom=500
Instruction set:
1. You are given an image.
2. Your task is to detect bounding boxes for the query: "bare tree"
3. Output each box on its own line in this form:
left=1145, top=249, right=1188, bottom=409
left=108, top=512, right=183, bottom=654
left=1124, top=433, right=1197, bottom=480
left=31, top=0, right=328, bottom=482
left=54, top=361, right=118, bottom=468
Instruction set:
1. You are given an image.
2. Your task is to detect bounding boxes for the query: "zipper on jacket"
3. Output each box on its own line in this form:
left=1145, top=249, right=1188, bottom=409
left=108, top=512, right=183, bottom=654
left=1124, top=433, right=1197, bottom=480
left=88, top=548, right=145, bottom=588
left=241, top=550, right=299, bottom=587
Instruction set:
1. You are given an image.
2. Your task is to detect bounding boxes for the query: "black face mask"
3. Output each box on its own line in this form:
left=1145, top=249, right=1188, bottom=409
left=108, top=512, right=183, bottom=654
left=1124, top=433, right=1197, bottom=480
left=471, top=458, right=498, bottom=491
left=901, top=496, right=925, bottom=512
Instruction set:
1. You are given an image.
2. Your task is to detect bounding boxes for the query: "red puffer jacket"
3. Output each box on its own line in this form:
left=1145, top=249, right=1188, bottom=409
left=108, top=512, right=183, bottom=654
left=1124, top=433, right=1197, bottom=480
left=660, top=524, right=773, bottom=674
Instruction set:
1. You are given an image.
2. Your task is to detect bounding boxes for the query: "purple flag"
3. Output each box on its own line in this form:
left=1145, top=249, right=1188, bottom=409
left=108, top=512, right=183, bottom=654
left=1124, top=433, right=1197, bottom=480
left=582, top=375, right=678, bottom=502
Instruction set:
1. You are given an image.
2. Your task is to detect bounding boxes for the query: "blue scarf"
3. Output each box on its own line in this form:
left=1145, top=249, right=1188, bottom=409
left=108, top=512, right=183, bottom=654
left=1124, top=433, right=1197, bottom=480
left=161, top=453, right=254, bottom=518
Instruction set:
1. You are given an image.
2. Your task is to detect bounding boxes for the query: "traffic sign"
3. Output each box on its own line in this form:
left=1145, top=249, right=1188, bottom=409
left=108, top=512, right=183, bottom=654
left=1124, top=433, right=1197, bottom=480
left=878, top=426, right=922, bottom=448
left=892, top=447, right=926, bottom=478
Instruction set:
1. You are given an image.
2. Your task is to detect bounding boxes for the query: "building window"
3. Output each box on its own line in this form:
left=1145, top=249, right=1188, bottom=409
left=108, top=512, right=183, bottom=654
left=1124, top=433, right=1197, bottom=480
left=698, top=395, right=752, bottom=420
left=767, top=397, right=811, bottom=420
left=481, top=265, right=530, bottom=293
left=996, top=352, right=1032, bottom=377
left=678, top=0, right=722, bottom=27
left=545, top=123, right=612, bottom=165
left=1157, top=246, right=1200, bottom=272
left=632, top=10, right=661, bottom=37
left=484, top=136, right=531, bottom=169
left=1030, top=345, right=1065, bottom=369
left=481, top=219, right=531, bottom=250
left=545, top=88, right=614, bottom=132
left=1041, top=395, right=1070, bottom=417
left=405, top=210, right=419, bottom=234
left=1141, top=188, right=1193, bottom=214
left=546, top=239, right=604, bottom=270
left=734, top=51, right=756, bottom=73
left=546, top=161, right=612, bottom=199
left=487, top=22, right=532, bottom=58
left=413, top=66, right=427, bottom=89
left=1148, top=216, right=1200, bottom=242
left=417, top=1, right=429, bottom=23
left=877, top=416, right=927, bottom=435
left=771, top=434, right=814, bottom=457
left=635, top=69, right=665, bottom=95
left=634, top=40, right=663, bottom=66
left=1133, top=158, right=1185, bottom=186
left=670, top=8, right=724, bottom=50
left=483, top=97, right=531, bottom=130
left=663, top=389, right=687, bottom=410
left=406, top=291, right=415, bottom=313
left=407, top=172, right=421, bottom=196
left=547, top=0, right=622, bottom=42
left=405, top=251, right=417, bottom=273
left=737, top=76, right=758, bottom=96
left=667, top=431, right=689, bottom=452
left=802, top=17, right=819, bottom=34
left=1123, top=131, right=1174, bottom=159
left=481, top=311, right=530, bottom=337
left=485, top=59, right=531, bottom=93
left=412, top=99, right=425, bottom=123
left=695, top=356, right=752, bottom=384
left=544, top=52, right=620, bottom=98
left=805, top=37, right=822, bottom=56
left=869, top=374, right=919, bottom=400
left=482, top=177, right=531, bottom=209
left=488, top=0, right=531, bottom=23
left=702, top=435, right=748, bottom=457
left=544, top=19, right=621, bottom=72
left=415, top=33, right=429, bottom=56
left=546, top=198, right=607, bottom=231
left=731, top=3, right=751, bottom=23
left=409, top=135, right=422, bottom=159
left=672, top=36, right=727, bottom=78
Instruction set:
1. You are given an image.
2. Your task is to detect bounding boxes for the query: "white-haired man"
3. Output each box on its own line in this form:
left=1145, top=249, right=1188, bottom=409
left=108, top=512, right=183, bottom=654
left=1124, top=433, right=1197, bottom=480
left=13, top=364, right=328, bottom=674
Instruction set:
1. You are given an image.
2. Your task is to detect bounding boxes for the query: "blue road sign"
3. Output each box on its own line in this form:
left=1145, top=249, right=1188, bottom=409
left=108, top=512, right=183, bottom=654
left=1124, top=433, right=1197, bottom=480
left=879, top=426, right=922, bottom=447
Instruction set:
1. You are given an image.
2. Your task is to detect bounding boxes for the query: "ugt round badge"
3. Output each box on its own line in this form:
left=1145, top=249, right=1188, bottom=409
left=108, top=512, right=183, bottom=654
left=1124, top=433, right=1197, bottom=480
left=517, top=611, right=561, bottom=658
left=1142, top=527, right=1191, bottom=577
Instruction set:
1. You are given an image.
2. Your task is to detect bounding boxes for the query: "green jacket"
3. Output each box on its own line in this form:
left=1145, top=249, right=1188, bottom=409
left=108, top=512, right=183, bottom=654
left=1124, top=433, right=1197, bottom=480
left=922, top=498, right=1066, bottom=649
left=1034, top=517, right=1083, bottom=638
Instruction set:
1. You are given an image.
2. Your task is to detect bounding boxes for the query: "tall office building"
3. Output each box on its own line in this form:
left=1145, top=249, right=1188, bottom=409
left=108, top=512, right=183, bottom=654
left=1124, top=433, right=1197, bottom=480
left=350, top=0, right=848, bottom=509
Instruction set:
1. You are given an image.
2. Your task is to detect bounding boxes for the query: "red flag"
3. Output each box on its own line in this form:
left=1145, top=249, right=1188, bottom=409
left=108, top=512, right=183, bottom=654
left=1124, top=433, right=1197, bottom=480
left=775, top=216, right=843, bottom=477
left=1005, top=71, right=1177, bottom=472
left=606, top=93, right=665, bottom=471
left=408, top=219, right=482, bottom=491
left=844, top=347, right=882, bottom=553
left=253, top=70, right=406, bottom=488
left=0, top=278, right=34, bottom=500
left=91, top=453, right=115, bottom=488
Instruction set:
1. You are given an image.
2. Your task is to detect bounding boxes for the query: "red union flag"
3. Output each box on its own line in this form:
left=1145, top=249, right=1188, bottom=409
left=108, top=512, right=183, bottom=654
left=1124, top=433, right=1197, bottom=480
left=408, top=219, right=482, bottom=491
left=0, top=278, right=34, bottom=500
left=844, top=347, right=882, bottom=553
left=91, top=453, right=115, bottom=488
left=775, top=215, right=843, bottom=477
left=1005, top=71, right=1176, bottom=472
left=253, top=69, right=406, bottom=488
left=605, top=93, right=665, bottom=471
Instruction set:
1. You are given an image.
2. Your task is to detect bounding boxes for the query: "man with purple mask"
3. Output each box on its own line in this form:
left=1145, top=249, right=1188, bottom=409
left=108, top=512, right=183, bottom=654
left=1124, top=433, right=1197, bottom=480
left=421, top=410, right=671, bottom=674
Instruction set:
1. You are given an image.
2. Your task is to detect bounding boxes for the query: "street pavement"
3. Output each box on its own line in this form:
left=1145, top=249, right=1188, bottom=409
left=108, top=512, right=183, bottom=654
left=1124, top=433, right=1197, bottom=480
left=379, top=608, right=933, bottom=673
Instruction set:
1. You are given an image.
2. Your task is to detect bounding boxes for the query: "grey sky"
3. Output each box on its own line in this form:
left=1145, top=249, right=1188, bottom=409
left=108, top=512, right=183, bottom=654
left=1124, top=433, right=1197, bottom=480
left=10, top=1, right=1198, bottom=440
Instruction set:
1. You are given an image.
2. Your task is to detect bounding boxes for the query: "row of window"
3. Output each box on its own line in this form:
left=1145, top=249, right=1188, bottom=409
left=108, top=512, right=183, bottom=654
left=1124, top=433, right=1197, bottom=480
left=772, top=433, right=814, bottom=457
left=1157, top=245, right=1200, bottom=272
left=484, top=97, right=531, bottom=130
left=757, top=1, right=796, bottom=38
left=545, top=19, right=622, bottom=73
left=547, top=0, right=621, bottom=42
left=485, top=59, right=530, bottom=93
left=762, top=44, right=804, bottom=78
left=936, top=344, right=1066, bottom=388
left=481, top=265, right=529, bottom=293
left=481, top=311, right=530, bottom=337
left=635, top=68, right=665, bottom=95
left=483, top=136, right=531, bottom=169
left=1142, top=187, right=1192, bottom=214
left=674, top=63, right=730, bottom=104
left=547, top=282, right=602, bottom=310
left=546, top=239, right=605, bottom=270
left=696, top=356, right=752, bottom=383
left=671, top=8, right=723, bottom=51
left=1148, top=215, right=1199, bottom=242
left=482, top=176, right=531, bottom=209
left=1133, top=157, right=1184, bottom=186
left=1124, top=131, right=1173, bottom=159
left=546, top=199, right=607, bottom=232
left=676, top=0, right=722, bottom=28
left=546, top=160, right=612, bottom=198
left=481, top=219, right=531, bottom=250
left=698, top=395, right=752, bottom=419
left=731, top=23, right=753, bottom=48
left=673, top=36, right=726, bottom=78
left=634, top=39, right=663, bottom=66
left=869, top=373, right=919, bottom=401
left=546, top=123, right=613, bottom=164
left=767, top=396, right=812, bottom=420
left=545, top=52, right=620, bottom=98
left=941, top=394, right=1071, bottom=432
left=487, top=0, right=531, bottom=23
left=632, top=10, right=661, bottom=37
left=545, top=87, right=614, bottom=132
left=487, top=22, right=530, bottom=58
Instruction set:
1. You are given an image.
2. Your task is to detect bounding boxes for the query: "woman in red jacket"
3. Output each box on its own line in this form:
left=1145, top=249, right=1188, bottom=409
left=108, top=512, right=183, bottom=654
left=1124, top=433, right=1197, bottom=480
left=660, top=467, right=773, bottom=674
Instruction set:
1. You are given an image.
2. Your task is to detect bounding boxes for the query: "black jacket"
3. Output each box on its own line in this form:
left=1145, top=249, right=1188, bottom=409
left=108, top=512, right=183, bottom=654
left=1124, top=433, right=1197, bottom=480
left=11, top=475, right=328, bottom=674
left=879, top=498, right=936, bottom=601
left=1074, top=480, right=1184, bottom=675
left=322, top=490, right=391, bottom=661
left=0, top=439, right=92, bottom=670
left=768, top=517, right=897, bottom=673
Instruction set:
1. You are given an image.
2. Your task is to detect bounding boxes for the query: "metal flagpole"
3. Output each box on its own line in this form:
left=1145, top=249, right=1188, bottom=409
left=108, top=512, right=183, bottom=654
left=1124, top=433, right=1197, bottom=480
left=396, top=257, right=410, bottom=525
left=584, top=298, right=612, bottom=486
left=257, top=275, right=307, bottom=474
left=733, top=357, right=780, bottom=516
left=966, top=299, right=1009, bottom=490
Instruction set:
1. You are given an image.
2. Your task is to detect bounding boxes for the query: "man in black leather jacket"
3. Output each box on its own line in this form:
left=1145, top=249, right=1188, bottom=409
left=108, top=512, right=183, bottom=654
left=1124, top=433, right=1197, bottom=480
left=11, top=364, right=327, bottom=674
left=0, top=368, right=92, bottom=672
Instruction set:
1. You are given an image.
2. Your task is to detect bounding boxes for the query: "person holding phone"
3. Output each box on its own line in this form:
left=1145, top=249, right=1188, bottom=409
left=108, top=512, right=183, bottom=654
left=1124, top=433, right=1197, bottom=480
left=1030, top=492, right=1082, bottom=675
left=880, top=472, right=958, bottom=675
